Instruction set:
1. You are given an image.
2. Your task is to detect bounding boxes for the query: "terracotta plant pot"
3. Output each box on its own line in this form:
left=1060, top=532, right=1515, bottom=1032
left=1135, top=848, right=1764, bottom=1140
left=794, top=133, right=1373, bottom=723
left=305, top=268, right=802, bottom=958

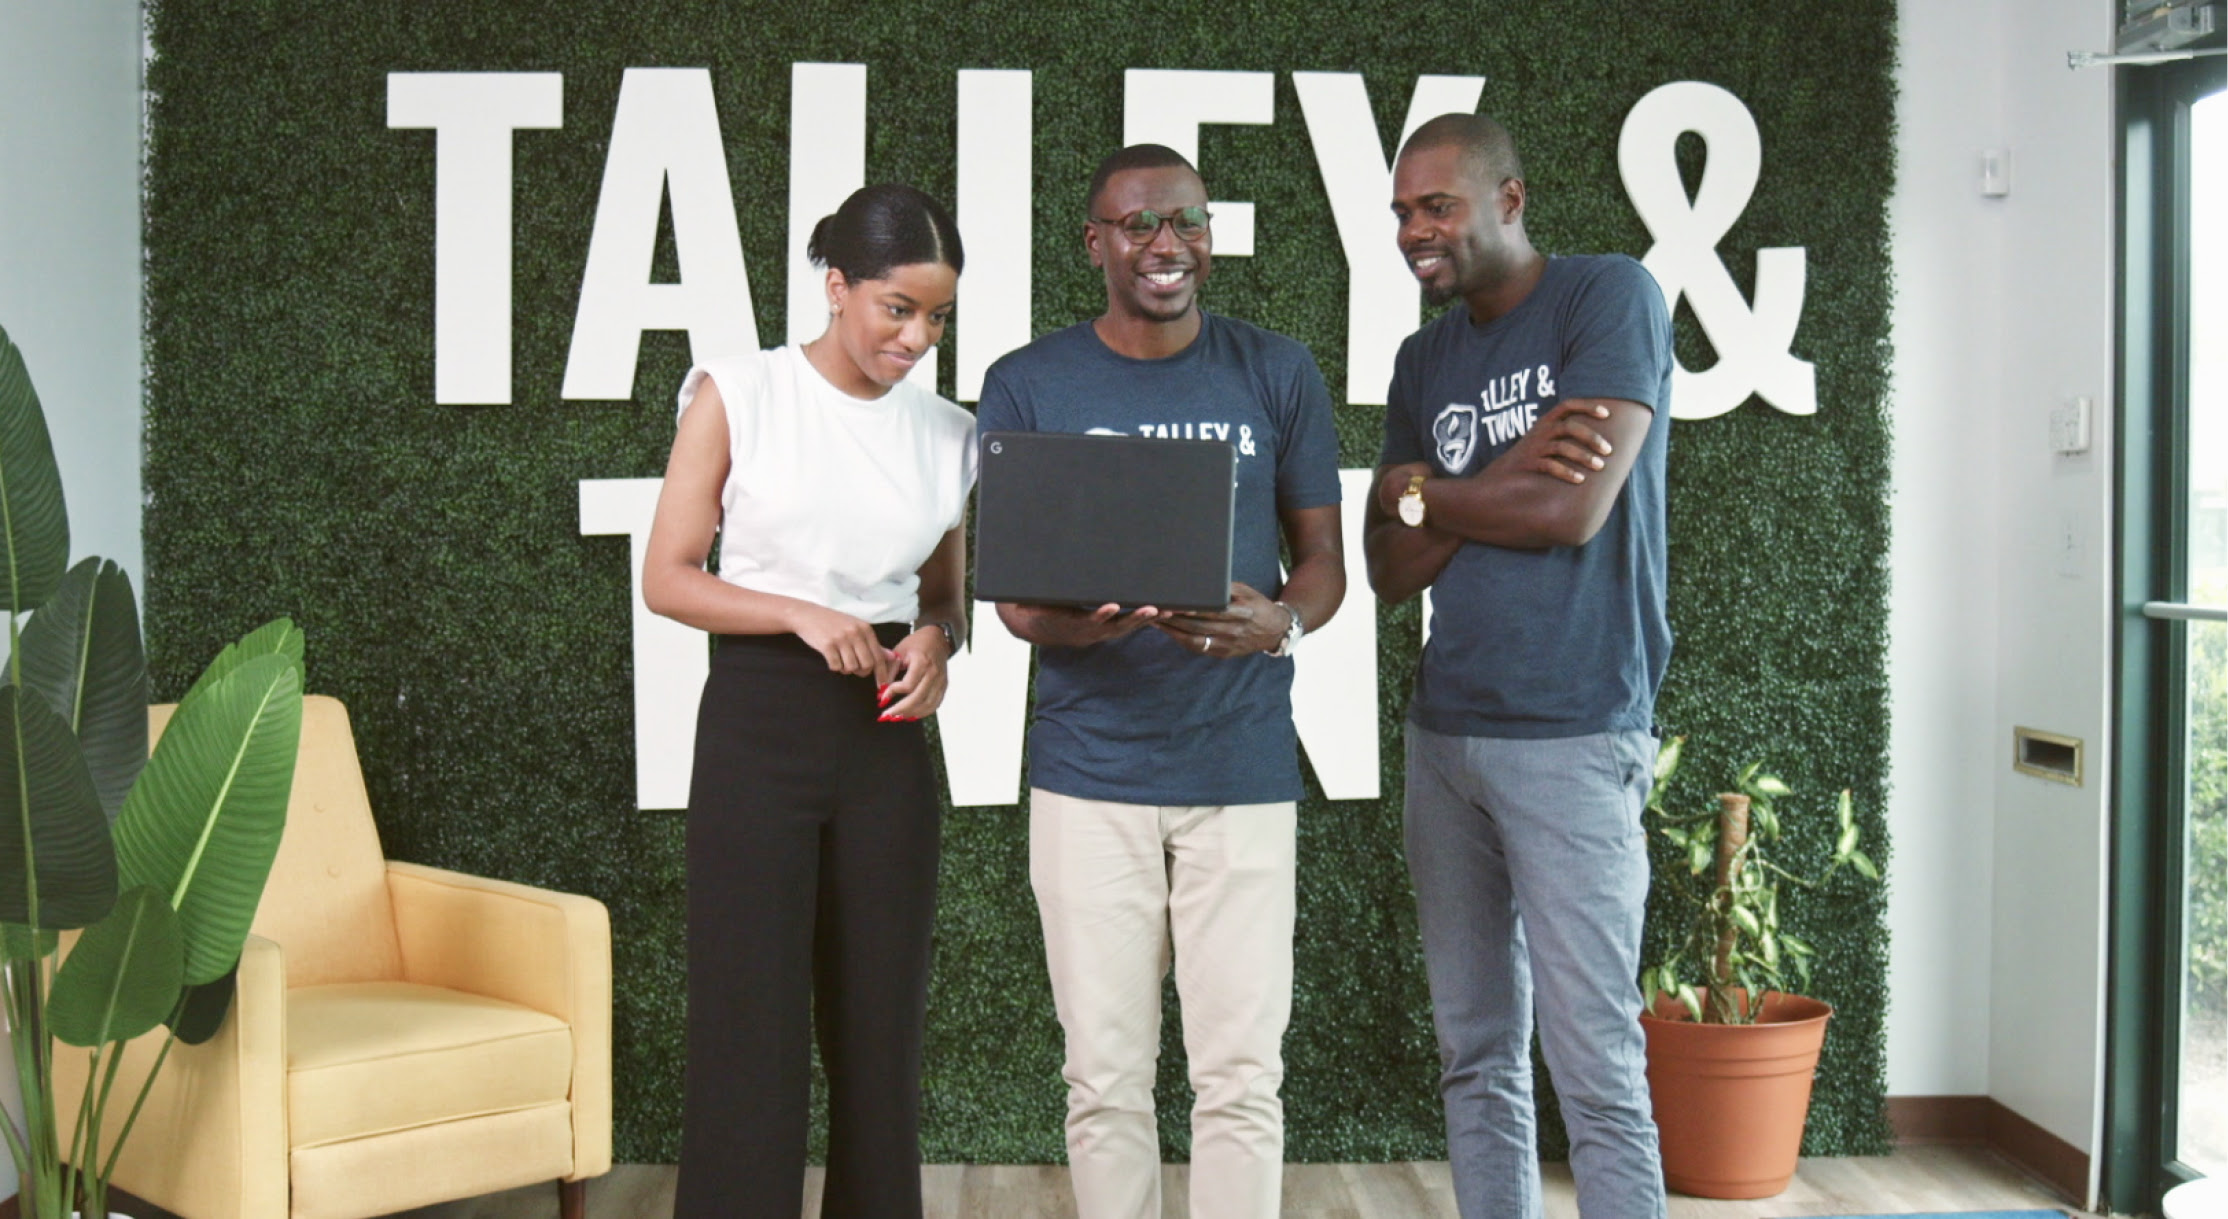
left=1640, top=988, right=1833, bottom=1199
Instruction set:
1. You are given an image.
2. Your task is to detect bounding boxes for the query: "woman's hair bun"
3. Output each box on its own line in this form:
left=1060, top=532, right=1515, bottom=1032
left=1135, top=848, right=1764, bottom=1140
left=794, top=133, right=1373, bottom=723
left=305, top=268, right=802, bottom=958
left=808, top=184, right=964, bottom=282
left=805, top=213, right=840, bottom=269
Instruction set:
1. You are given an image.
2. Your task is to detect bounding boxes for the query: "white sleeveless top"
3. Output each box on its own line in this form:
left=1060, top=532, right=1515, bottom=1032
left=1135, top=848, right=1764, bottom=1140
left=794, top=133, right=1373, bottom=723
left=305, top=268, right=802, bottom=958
left=677, top=347, right=976, bottom=624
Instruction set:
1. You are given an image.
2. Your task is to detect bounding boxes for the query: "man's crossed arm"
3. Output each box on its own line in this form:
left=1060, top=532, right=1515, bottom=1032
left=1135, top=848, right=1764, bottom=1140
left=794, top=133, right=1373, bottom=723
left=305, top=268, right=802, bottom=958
left=1363, top=399, right=1653, bottom=604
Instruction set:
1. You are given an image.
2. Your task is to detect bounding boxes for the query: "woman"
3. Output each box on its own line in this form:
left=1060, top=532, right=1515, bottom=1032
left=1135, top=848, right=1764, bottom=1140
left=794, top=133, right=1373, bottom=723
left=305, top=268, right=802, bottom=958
left=641, top=183, right=972, bottom=1219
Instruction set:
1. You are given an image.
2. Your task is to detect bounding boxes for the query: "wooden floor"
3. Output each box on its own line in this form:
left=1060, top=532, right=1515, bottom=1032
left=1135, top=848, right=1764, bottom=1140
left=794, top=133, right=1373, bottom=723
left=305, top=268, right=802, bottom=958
left=380, top=1145, right=2096, bottom=1218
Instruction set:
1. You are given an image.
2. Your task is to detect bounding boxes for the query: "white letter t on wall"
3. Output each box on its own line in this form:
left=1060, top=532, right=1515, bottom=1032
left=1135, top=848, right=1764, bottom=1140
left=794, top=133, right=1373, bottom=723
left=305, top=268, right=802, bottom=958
left=388, top=72, right=563, bottom=405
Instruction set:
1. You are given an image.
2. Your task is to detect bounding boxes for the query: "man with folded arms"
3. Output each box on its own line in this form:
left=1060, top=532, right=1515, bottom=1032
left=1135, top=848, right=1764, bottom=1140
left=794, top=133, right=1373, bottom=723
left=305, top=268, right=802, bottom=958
left=976, top=142, right=1344, bottom=1219
left=1364, top=112, right=1675, bottom=1219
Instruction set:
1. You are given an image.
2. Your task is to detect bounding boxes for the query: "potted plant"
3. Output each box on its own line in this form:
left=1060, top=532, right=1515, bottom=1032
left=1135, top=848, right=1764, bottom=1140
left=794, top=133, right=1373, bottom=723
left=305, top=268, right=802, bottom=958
left=0, top=323, right=305, bottom=1218
left=1636, top=735, right=1880, bottom=1200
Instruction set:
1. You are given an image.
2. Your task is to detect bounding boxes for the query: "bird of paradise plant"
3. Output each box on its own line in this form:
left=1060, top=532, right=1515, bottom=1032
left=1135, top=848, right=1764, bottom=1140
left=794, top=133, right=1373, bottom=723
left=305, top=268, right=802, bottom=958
left=0, top=322, right=304, bottom=1218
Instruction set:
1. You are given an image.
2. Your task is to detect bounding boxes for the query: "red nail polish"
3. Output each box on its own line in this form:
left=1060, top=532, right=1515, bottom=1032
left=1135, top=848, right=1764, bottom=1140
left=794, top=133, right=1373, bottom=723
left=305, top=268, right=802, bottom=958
left=878, top=713, right=896, bottom=723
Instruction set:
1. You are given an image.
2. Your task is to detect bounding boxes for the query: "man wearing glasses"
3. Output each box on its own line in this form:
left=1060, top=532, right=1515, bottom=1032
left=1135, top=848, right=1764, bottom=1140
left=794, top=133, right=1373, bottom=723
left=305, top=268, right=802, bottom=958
left=977, top=143, right=1344, bottom=1219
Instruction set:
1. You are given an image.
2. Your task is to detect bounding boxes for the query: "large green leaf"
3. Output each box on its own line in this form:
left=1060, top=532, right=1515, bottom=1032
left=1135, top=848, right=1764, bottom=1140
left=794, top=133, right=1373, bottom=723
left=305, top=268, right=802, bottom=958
left=175, top=618, right=303, bottom=712
left=114, top=648, right=301, bottom=984
left=2, top=922, right=58, bottom=961
left=0, top=686, right=116, bottom=928
left=167, top=960, right=237, bottom=1045
left=47, top=885, right=182, bottom=1048
left=19, top=557, right=147, bottom=819
left=0, top=324, right=70, bottom=615
left=1652, top=734, right=1684, bottom=788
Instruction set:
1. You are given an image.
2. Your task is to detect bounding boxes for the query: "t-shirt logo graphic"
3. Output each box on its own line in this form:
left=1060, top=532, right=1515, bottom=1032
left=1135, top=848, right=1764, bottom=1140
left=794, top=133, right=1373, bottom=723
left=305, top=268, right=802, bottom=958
left=1432, top=402, right=1480, bottom=473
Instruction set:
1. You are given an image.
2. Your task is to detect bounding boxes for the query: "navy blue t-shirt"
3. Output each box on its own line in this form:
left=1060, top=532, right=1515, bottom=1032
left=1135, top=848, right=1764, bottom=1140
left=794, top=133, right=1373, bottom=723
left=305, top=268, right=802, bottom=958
left=1381, top=254, right=1673, bottom=739
left=978, top=312, right=1343, bottom=805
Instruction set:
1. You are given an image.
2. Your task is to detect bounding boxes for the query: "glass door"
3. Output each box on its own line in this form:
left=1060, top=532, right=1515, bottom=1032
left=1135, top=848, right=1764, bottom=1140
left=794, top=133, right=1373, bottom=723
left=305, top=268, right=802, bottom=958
left=2172, top=83, right=2226, bottom=1181
left=2108, top=51, right=2228, bottom=1214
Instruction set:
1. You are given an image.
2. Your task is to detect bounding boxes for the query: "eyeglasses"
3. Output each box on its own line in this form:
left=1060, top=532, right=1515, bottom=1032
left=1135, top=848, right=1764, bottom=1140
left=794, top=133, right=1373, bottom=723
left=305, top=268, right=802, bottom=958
left=1092, top=205, right=1212, bottom=244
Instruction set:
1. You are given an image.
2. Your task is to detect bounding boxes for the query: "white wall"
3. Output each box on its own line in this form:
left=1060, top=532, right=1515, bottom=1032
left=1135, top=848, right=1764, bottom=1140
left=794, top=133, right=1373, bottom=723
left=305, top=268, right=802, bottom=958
left=1983, top=0, right=2118, bottom=1169
left=1886, top=0, right=2118, bottom=1186
left=0, top=0, right=146, bottom=1198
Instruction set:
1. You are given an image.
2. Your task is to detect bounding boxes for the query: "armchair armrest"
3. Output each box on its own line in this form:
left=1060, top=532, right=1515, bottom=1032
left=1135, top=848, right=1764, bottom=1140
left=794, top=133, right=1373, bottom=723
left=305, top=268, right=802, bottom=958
left=386, top=860, right=612, bottom=1179
left=56, top=933, right=288, bottom=1219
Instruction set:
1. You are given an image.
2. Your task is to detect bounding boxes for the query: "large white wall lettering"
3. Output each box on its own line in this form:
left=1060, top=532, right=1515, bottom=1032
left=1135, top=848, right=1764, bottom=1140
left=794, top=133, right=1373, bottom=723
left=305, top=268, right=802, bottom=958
left=386, top=73, right=564, bottom=405
left=388, top=67, right=1812, bottom=413
left=1619, top=80, right=1817, bottom=419
left=562, top=68, right=756, bottom=401
left=390, top=66, right=1817, bottom=810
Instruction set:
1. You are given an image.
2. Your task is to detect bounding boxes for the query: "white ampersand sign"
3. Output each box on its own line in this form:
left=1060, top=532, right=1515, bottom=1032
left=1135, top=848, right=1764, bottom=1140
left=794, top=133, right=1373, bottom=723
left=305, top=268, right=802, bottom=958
left=1618, top=81, right=1816, bottom=420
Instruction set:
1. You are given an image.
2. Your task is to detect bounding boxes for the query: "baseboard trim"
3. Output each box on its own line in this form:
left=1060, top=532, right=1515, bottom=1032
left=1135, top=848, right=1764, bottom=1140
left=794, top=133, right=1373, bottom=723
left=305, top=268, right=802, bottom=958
left=0, top=1183, right=157, bottom=1218
left=1887, top=1094, right=1995, bottom=1144
left=1888, top=1094, right=2091, bottom=1207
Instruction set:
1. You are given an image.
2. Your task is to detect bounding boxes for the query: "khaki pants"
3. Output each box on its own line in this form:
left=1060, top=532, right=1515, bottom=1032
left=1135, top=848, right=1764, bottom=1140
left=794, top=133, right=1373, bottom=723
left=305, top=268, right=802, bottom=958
left=1029, top=788, right=1297, bottom=1219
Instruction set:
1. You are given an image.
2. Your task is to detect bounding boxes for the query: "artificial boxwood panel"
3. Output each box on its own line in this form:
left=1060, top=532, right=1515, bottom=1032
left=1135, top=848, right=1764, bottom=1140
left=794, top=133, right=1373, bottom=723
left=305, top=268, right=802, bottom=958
left=141, top=0, right=1894, bottom=1163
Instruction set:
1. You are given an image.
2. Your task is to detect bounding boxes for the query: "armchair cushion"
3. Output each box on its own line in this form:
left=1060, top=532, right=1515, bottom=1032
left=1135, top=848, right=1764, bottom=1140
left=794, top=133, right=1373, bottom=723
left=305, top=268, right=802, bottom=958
left=387, top=860, right=613, bottom=1178
left=287, top=981, right=572, bottom=1149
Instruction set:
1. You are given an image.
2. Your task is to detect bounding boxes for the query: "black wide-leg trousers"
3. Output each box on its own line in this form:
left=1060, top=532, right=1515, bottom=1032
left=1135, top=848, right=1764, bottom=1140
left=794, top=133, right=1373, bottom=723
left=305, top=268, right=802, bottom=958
left=676, top=625, right=941, bottom=1219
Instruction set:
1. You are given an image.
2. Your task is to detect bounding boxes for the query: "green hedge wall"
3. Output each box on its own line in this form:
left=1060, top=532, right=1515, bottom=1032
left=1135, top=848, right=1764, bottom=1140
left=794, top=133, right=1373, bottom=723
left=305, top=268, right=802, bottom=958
left=142, top=0, right=1895, bottom=1164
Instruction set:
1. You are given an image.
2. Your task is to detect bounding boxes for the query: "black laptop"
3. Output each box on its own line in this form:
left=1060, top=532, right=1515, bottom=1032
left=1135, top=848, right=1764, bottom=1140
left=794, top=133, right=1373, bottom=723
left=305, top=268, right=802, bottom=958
left=973, top=431, right=1236, bottom=612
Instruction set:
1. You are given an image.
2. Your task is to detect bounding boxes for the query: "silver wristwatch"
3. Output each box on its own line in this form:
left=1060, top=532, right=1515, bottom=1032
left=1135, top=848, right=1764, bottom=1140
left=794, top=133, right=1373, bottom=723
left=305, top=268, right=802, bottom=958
left=1268, top=601, right=1305, bottom=658
left=914, top=620, right=959, bottom=652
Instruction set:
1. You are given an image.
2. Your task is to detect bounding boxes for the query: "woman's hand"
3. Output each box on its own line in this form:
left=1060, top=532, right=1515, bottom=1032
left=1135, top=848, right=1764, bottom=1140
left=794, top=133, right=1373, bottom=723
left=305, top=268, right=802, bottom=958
left=880, top=625, right=954, bottom=721
left=788, top=603, right=898, bottom=683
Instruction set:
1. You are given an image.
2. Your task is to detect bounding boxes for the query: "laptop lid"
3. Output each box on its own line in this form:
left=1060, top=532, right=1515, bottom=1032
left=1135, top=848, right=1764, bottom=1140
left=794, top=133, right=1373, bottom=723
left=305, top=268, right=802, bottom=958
left=973, top=431, right=1235, bottom=613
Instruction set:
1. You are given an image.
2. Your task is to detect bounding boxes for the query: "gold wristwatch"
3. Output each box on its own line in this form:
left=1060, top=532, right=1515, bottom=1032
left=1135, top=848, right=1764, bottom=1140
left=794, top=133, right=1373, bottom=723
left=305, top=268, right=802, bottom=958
left=1397, top=474, right=1428, bottom=527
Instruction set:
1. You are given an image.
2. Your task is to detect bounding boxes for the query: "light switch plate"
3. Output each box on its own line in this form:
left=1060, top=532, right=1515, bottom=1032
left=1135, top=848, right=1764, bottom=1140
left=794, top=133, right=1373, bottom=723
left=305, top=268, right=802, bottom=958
left=1981, top=148, right=2011, bottom=197
left=2051, top=395, right=2092, bottom=455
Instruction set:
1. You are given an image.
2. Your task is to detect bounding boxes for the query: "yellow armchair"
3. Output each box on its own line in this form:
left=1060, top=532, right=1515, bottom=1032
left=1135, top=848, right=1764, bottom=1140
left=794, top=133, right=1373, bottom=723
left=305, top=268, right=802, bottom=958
left=55, top=695, right=612, bottom=1219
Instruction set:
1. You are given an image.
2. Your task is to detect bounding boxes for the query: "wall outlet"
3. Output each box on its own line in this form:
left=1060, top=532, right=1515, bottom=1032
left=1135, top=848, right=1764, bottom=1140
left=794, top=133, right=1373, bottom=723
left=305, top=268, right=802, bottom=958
left=2051, top=395, right=2093, bottom=455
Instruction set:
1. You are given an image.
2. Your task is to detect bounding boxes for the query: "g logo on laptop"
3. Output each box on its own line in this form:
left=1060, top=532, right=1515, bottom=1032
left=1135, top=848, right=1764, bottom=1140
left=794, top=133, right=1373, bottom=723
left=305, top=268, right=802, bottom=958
left=1432, top=402, right=1479, bottom=474
left=988, top=440, right=1003, bottom=455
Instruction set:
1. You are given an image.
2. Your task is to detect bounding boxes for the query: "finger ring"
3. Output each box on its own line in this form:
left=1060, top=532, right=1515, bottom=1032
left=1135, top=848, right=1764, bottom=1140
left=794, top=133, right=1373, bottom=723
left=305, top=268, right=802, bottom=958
left=1199, top=636, right=1212, bottom=653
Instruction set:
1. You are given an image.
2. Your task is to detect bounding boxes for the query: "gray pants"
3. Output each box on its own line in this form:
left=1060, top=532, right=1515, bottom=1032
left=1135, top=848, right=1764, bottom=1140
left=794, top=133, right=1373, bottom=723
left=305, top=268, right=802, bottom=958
left=1403, top=725, right=1667, bottom=1219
